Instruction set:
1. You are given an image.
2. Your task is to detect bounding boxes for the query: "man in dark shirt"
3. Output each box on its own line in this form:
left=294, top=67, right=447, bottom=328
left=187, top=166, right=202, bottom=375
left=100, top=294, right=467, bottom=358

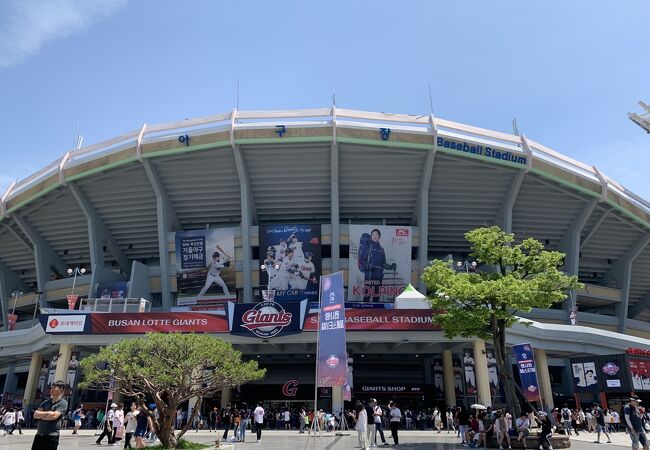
left=624, top=396, right=648, bottom=450
left=593, top=402, right=612, bottom=444
left=32, top=380, right=68, bottom=450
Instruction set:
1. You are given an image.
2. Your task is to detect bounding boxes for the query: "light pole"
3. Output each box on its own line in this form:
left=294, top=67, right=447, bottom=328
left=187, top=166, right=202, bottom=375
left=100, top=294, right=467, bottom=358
left=456, top=260, right=477, bottom=273
left=7, top=290, right=23, bottom=331
left=66, top=267, right=86, bottom=309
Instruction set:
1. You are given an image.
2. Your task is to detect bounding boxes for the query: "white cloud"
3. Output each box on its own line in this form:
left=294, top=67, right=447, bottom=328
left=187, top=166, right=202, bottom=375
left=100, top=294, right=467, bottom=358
left=0, top=0, right=126, bottom=68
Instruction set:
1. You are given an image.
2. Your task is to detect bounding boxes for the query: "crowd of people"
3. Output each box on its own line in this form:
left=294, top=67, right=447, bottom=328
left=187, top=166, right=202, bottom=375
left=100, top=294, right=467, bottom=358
left=13, top=383, right=650, bottom=450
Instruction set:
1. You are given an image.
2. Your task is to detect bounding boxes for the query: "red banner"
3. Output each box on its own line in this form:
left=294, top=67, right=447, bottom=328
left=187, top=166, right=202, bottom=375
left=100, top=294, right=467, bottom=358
left=304, top=309, right=440, bottom=331
left=90, top=313, right=229, bottom=334
left=6, top=314, right=17, bottom=331
left=66, top=295, right=79, bottom=310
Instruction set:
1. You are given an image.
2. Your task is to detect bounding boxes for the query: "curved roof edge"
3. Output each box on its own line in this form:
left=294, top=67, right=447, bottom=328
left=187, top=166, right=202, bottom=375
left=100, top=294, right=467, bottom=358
left=1, top=107, right=649, bottom=228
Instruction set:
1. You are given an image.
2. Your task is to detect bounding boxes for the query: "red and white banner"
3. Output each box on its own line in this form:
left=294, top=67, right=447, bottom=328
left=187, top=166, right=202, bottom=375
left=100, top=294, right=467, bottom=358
left=90, top=312, right=229, bottom=334
left=6, top=313, right=18, bottom=331
left=46, top=315, right=87, bottom=333
left=66, top=295, right=79, bottom=310
left=305, top=309, right=440, bottom=331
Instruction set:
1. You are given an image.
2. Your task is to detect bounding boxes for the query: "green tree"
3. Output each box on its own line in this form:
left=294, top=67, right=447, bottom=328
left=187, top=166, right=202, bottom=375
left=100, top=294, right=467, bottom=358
left=422, top=226, right=582, bottom=415
left=79, top=333, right=265, bottom=449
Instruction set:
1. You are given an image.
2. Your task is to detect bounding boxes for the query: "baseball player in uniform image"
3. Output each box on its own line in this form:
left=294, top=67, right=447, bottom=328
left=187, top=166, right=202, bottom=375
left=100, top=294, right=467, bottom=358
left=433, top=360, right=444, bottom=393
left=288, top=234, right=304, bottom=260
left=357, top=229, right=397, bottom=302
left=291, top=252, right=316, bottom=290
left=198, top=251, right=230, bottom=296
left=284, top=248, right=303, bottom=290
left=263, top=248, right=283, bottom=290
left=66, top=354, right=80, bottom=390
left=463, top=351, right=476, bottom=392
left=486, top=351, right=499, bottom=390
left=274, top=239, right=288, bottom=261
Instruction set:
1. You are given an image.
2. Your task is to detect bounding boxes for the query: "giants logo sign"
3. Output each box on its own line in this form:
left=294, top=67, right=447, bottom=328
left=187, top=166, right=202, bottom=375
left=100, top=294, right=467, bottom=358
left=241, top=301, right=292, bottom=338
left=282, top=379, right=299, bottom=397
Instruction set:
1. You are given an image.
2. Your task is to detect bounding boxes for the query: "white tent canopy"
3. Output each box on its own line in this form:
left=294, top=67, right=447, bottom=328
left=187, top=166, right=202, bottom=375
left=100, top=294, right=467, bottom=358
left=394, top=284, right=430, bottom=309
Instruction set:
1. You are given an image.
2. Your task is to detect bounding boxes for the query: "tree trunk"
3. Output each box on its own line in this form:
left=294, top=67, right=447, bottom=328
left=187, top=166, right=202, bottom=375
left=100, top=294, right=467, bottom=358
left=492, top=322, right=521, bottom=418
left=154, top=406, right=177, bottom=449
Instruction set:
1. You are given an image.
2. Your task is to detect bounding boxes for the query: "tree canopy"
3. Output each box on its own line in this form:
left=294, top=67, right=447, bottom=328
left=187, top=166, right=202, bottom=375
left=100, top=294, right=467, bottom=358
left=79, top=333, right=265, bottom=448
left=422, top=226, right=582, bottom=414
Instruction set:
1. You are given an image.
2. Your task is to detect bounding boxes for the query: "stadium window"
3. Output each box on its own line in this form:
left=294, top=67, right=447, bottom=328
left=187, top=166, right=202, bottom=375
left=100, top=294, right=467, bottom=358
left=321, top=245, right=331, bottom=259
left=340, top=245, right=349, bottom=259
left=252, top=246, right=259, bottom=260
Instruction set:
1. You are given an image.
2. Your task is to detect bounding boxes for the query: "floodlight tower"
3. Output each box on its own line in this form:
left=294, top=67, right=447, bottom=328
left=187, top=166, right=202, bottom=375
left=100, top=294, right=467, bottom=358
left=628, top=101, right=650, bottom=133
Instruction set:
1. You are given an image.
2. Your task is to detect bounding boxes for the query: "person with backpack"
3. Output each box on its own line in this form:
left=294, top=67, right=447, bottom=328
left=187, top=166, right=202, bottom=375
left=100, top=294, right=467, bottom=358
left=560, top=405, right=575, bottom=435
left=357, top=229, right=397, bottom=303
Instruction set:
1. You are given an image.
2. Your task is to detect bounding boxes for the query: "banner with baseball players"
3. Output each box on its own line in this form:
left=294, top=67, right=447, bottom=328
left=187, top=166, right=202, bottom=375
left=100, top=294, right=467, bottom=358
left=432, top=355, right=445, bottom=400
left=175, top=228, right=236, bottom=305
left=259, top=224, right=321, bottom=302
left=348, top=225, right=412, bottom=303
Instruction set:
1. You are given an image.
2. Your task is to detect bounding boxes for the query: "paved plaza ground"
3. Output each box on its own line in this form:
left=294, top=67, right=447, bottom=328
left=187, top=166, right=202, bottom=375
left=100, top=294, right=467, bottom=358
left=0, top=429, right=635, bottom=449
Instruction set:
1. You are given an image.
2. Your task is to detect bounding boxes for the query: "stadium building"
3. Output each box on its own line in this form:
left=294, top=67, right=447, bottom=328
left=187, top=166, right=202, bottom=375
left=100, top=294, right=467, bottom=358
left=0, top=107, right=649, bottom=414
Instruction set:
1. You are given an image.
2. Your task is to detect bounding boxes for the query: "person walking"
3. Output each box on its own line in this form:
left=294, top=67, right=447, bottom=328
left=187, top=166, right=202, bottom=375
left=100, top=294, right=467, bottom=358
left=536, top=413, right=553, bottom=450
left=71, top=404, right=84, bottom=435
left=299, top=408, right=307, bottom=433
left=11, top=407, right=24, bottom=435
left=365, top=400, right=376, bottom=447
left=31, top=380, right=68, bottom=450
left=239, top=404, right=250, bottom=442
left=96, top=403, right=116, bottom=445
left=446, top=407, right=456, bottom=433
left=458, top=406, right=470, bottom=445
left=221, top=405, right=232, bottom=441
left=593, top=402, right=612, bottom=444
left=124, top=403, right=138, bottom=449
left=389, top=401, right=402, bottom=448
left=356, top=403, right=370, bottom=450
left=134, top=405, right=151, bottom=449
left=371, top=398, right=388, bottom=446
left=113, top=403, right=125, bottom=445
left=253, top=401, right=265, bottom=443
left=624, top=396, right=648, bottom=450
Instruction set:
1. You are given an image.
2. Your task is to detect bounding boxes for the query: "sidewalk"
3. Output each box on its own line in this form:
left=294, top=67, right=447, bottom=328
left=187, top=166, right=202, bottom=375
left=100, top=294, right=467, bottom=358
left=0, top=428, right=632, bottom=449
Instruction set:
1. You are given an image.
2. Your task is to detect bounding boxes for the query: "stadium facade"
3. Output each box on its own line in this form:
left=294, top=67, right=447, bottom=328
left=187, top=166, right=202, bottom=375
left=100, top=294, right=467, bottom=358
left=0, top=107, right=649, bottom=414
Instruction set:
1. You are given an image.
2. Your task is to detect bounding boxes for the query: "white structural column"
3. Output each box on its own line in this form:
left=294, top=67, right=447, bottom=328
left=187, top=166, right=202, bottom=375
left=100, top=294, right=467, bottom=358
left=497, top=171, right=526, bottom=234
left=12, top=215, right=67, bottom=305
left=232, top=144, right=253, bottom=302
left=330, top=142, right=340, bottom=273
left=559, top=199, right=597, bottom=322
left=143, top=160, right=179, bottom=312
left=54, top=343, right=73, bottom=383
left=69, top=184, right=131, bottom=293
left=603, top=232, right=650, bottom=333
left=416, top=149, right=436, bottom=293
left=472, top=340, right=492, bottom=407
left=23, top=352, right=43, bottom=407
left=442, top=349, right=456, bottom=407
left=534, top=348, right=554, bottom=411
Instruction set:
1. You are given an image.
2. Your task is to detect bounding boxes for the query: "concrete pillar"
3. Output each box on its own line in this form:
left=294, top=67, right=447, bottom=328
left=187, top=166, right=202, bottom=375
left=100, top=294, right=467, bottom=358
left=54, top=343, right=73, bottom=383
left=23, top=352, right=43, bottom=407
left=2, top=364, right=17, bottom=396
left=443, top=350, right=456, bottom=407
left=473, top=340, right=492, bottom=407
left=221, top=388, right=231, bottom=408
left=534, top=348, right=554, bottom=411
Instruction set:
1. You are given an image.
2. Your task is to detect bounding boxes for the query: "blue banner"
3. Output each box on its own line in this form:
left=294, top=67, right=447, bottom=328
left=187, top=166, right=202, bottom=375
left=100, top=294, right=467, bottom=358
left=513, top=343, right=542, bottom=403
left=227, top=300, right=308, bottom=339
left=317, top=272, right=348, bottom=387
left=259, top=224, right=321, bottom=302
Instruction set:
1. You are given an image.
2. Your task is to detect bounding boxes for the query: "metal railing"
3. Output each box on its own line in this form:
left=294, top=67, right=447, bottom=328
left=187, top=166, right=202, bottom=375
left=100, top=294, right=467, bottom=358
left=2, top=107, right=649, bottom=218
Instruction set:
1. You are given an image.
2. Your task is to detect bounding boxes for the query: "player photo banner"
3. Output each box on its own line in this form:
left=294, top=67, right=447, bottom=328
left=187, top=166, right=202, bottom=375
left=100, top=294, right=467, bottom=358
left=317, top=272, right=347, bottom=387
left=513, top=343, right=542, bottom=402
left=628, top=358, right=650, bottom=391
left=462, top=348, right=478, bottom=396
left=348, top=225, right=412, bottom=303
left=259, top=224, right=321, bottom=302
left=572, top=361, right=599, bottom=392
left=432, top=355, right=445, bottom=400
left=175, top=228, right=236, bottom=305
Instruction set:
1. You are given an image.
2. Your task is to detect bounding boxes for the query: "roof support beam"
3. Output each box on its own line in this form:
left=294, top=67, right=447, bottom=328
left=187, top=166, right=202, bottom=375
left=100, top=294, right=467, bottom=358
left=0, top=262, right=28, bottom=331
left=330, top=141, right=340, bottom=273
left=628, top=291, right=650, bottom=319
left=0, top=223, right=33, bottom=251
left=559, top=199, right=597, bottom=323
left=69, top=184, right=131, bottom=291
left=580, top=210, right=609, bottom=250
left=142, top=160, right=179, bottom=311
left=602, top=232, right=650, bottom=333
left=497, top=171, right=526, bottom=234
left=12, top=215, right=67, bottom=305
left=232, top=144, right=253, bottom=303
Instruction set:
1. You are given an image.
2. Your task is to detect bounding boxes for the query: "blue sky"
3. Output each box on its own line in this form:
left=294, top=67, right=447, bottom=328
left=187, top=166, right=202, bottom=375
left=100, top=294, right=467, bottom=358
left=1, top=0, right=649, bottom=201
